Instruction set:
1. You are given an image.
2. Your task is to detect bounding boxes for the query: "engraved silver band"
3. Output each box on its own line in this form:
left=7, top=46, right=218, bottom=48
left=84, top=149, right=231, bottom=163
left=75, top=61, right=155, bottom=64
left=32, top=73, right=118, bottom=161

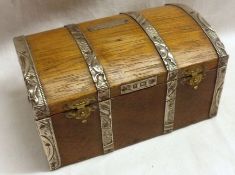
left=99, top=100, right=114, bottom=153
left=65, top=24, right=110, bottom=102
left=36, top=118, right=61, bottom=170
left=13, top=36, right=50, bottom=120
left=168, top=4, right=229, bottom=117
left=123, top=12, right=178, bottom=133
left=13, top=36, right=61, bottom=170
left=65, top=24, right=114, bottom=153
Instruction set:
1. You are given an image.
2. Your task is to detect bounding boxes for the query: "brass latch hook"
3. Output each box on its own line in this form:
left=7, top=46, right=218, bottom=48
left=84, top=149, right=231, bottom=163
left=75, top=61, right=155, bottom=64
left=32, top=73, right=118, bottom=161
left=181, top=67, right=205, bottom=90
left=64, top=98, right=97, bottom=124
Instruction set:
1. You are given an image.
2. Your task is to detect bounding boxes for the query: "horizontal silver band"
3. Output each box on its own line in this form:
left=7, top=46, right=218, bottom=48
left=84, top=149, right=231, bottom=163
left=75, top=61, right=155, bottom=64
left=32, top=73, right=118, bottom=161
left=65, top=24, right=114, bottom=153
left=123, top=11, right=178, bottom=133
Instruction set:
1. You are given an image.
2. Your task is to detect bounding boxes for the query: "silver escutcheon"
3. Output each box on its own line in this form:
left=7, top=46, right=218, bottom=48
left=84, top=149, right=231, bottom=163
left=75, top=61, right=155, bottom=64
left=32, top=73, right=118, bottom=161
left=121, top=76, right=157, bottom=95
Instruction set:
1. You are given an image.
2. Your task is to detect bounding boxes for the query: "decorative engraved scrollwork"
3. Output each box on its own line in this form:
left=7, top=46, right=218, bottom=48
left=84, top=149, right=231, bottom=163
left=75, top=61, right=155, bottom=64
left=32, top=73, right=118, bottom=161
left=36, top=118, right=61, bottom=170
left=209, top=65, right=227, bottom=116
left=65, top=24, right=110, bottom=102
left=13, top=36, right=50, bottom=120
left=164, top=71, right=178, bottom=133
left=124, top=12, right=177, bottom=71
left=169, top=4, right=228, bottom=59
left=14, top=36, right=60, bottom=170
left=99, top=100, right=114, bottom=153
left=66, top=24, right=114, bottom=153
left=123, top=12, right=178, bottom=133
left=168, top=4, right=229, bottom=117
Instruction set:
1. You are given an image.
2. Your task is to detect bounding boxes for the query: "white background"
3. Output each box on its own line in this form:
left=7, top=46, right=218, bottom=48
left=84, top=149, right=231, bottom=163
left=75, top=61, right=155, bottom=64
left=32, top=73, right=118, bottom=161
left=0, top=0, right=234, bottom=174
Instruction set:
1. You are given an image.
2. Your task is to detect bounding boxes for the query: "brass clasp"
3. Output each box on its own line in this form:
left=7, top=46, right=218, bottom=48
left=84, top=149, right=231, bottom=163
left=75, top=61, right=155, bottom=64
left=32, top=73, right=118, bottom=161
left=64, top=98, right=96, bottom=124
left=181, top=67, right=205, bottom=90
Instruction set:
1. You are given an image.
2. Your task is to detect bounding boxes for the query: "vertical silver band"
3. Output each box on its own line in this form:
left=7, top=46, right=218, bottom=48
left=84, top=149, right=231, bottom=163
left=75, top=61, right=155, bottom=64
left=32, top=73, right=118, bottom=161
left=65, top=24, right=110, bottom=102
left=36, top=118, right=61, bottom=170
left=65, top=24, right=114, bottom=153
left=99, top=100, right=114, bottom=153
left=13, top=36, right=50, bottom=120
left=123, top=12, right=178, bottom=133
left=168, top=4, right=229, bottom=117
left=13, top=36, right=61, bottom=170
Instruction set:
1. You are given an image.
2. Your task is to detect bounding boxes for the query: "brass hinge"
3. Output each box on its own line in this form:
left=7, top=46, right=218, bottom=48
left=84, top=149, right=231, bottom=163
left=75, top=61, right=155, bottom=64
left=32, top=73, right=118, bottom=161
left=181, top=67, right=205, bottom=90
left=64, top=98, right=97, bottom=124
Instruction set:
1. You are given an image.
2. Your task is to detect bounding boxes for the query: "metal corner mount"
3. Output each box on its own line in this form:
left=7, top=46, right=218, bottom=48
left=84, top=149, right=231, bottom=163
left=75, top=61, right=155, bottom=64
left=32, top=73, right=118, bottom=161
left=123, top=12, right=178, bottom=133
left=167, top=4, right=229, bottom=117
left=13, top=36, right=50, bottom=120
left=13, top=37, right=60, bottom=170
left=209, top=62, right=228, bottom=116
left=65, top=24, right=115, bottom=153
left=36, top=118, right=61, bottom=170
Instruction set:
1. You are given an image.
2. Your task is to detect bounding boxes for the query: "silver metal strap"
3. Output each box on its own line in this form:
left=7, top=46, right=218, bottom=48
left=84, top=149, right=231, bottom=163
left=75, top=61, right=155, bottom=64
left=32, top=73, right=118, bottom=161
left=13, top=36, right=61, bottom=170
left=99, top=100, right=114, bottom=153
left=65, top=24, right=110, bottom=102
left=123, top=12, right=178, bottom=133
left=168, top=4, right=229, bottom=117
left=65, top=24, right=114, bottom=153
left=13, top=36, right=50, bottom=120
left=36, top=118, right=61, bottom=170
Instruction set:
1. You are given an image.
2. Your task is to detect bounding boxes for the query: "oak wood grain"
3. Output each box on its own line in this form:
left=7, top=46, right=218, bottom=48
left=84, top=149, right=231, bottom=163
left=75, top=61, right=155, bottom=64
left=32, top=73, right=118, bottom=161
left=26, top=5, right=218, bottom=115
